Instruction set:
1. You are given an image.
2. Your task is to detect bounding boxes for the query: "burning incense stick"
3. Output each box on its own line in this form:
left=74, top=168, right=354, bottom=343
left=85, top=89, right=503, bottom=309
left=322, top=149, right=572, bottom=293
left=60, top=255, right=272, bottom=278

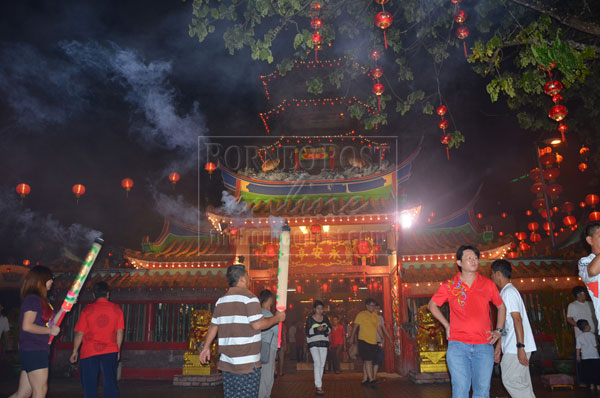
left=275, top=223, right=290, bottom=348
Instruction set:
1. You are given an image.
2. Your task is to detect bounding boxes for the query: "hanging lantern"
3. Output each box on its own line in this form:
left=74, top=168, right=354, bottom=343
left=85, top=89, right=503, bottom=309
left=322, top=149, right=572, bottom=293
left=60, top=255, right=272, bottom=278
left=439, top=119, right=449, bottom=131
left=16, top=183, right=31, bottom=199
left=555, top=153, right=563, bottom=165
left=530, top=232, right=542, bottom=243
left=563, top=215, right=576, bottom=227
left=230, top=227, right=239, bottom=237
left=543, top=81, right=563, bottom=96
left=454, top=10, right=467, bottom=24
left=586, top=194, right=600, bottom=207
left=580, top=145, right=590, bottom=156
left=168, top=172, right=180, bottom=186
left=529, top=168, right=541, bottom=181
left=322, top=283, right=328, bottom=293
left=310, top=2, right=322, bottom=11
left=121, top=178, right=134, bottom=198
left=515, top=232, right=527, bottom=241
left=543, top=222, right=555, bottom=232
left=552, top=206, right=560, bottom=213
left=436, top=105, right=447, bottom=116
left=581, top=201, right=587, bottom=208
left=358, top=240, right=371, bottom=255
left=558, top=123, right=568, bottom=141
left=530, top=183, right=543, bottom=194
left=546, top=183, right=563, bottom=196
left=579, top=163, right=588, bottom=172
left=370, top=49, right=382, bottom=61
left=548, top=105, right=568, bottom=122
left=352, top=284, right=358, bottom=294
left=374, top=11, right=393, bottom=49
left=499, top=231, right=504, bottom=237
left=476, top=212, right=483, bottom=219
left=296, top=285, right=303, bottom=294
left=525, top=210, right=533, bottom=216
left=312, top=32, right=322, bottom=45
left=540, top=208, right=553, bottom=219
left=311, top=18, right=322, bottom=29
left=310, top=224, right=322, bottom=234
left=204, top=162, right=216, bottom=175
left=543, top=168, right=560, bottom=180
left=561, top=202, right=575, bottom=213
left=539, top=153, right=555, bottom=166
left=456, top=25, right=469, bottom=40
left=372, top=83, right=385, bottom=96
left=72, top=184, right=86, bottom=203
left=590, top=212, right=600, bottom=222
left=23, top=259, right=30, bottom=266
left=501, top=212, right=508, bottom=219
left=371, top=66, right=384, bottom=79
left=527, top=222, right=539, bottom=232
left=518, top=242, right=531, bottom=252
left=265, top=244, right=277, bottom=258
left=532, top=198, right=545, bottom=209
left=507, top=251, right=518, bottom=259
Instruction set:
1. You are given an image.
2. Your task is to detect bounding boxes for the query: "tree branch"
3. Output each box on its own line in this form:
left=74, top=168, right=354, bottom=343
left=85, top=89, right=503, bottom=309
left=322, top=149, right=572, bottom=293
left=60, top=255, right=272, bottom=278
left=510, top=0, right=600, bottom=36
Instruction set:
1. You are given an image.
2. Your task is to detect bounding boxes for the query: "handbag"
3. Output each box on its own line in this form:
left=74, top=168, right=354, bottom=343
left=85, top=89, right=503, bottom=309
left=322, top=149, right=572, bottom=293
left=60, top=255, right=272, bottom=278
left=261, top=331, right=275, bottom=364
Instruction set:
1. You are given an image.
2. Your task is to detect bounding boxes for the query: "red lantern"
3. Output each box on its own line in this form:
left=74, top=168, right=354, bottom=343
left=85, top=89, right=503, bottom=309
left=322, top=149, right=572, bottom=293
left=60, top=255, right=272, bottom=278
left=530, top=183, right=543, bottom=194
left=563, top=215, right=576, bottom=227
left=558, top=122, right=568, bottom=133
left=370, top=49, right=382, bottom=61
left=372, top=83, right=385, bottom=96
left=371, top=67, right=384, bottom=80
left=310, top=224, right=322, bottom=234
left=529, top=168, right=541, bottom=181
left=586, top=194, right=600, bottom=207
left=552, top=206, right=560, bottom=213
left=540, top=208, right=553, bottom=219
left=352, top=284, right=358, bottom=294
left=499, top=231, right=504, bottom=237
left=16, top=183, right=31, bottom=198
left=121, top=178, right=134, bottom=194
left=72, top=184, right=86, bottom=199
left=311, top=18, right=322, bottom=29
left=515, top=232, right=527, bottom=241
left=358, top=240, right=371, bottom=255
left=439, top=120, right=449, bottom=131
left=310, top=2, right=321, bottom=11
left=580, top=146, right=590, bottom=156
left=296, top=285, right=302, bottom=294
left=436, top=105, right=447, bottom=116
left=527, top=222, right=539, bottom=232
left=561, top=202, right=575, bottom=213
left=555, top=153, right=563, bottom=164
left=507, top=251, right=518, bottom=259
left=539, top=153, right=555, bottom=166
left=230, top=227, right=239, bottom=237
left=265, top=244, right=276, bottom=258
left=374, top=11, right=393, bottom=49
left=530, top=232, right=542, bottom=243
left=322, top=283, right=328, bottom=293
left=518, top=242, right=530, bottom=252
left=543, top=168, right=560, bottom=180
left=169, top=172, right=180, bottom=185
left=532, top=198, right=545, bottom=209
left=476, top=212, right=483, bottom=219
left=525, top=210, right=533, bottom=216
left=430, top=212, right=436, bottom=218
left=501, top=212, right=508, bottom=219
left=590, top=212, right=600, bottom=222
left=23, top=259, right=30, bottom=266
left=456, top=26, right=469, bottom=40
left=312, top=32, right=322, bottom=45
left=543, top=222, right=556, bottom=232
left=543, top=81, right=563, bottom=96
left=546, top=183, right=563, bottom=196
left=454, top=10, right=467, bottom=24
left=579, top=163, right=588, bottom=172
left=204, top=162, right=216, bottom=175
left=580, top=201, right=587, bottom=208
left=548, top=105, right=568, bottom=122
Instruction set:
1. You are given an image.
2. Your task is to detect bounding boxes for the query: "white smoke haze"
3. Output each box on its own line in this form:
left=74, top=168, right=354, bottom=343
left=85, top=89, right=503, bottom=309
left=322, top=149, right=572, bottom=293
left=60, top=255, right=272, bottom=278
left=219, top=191, right=250, bottom=217
left=0, top=41, right=207, bottom=173
left=0, top=187, right=102, bottom=255
left=152, top=189, right=200, bottom=227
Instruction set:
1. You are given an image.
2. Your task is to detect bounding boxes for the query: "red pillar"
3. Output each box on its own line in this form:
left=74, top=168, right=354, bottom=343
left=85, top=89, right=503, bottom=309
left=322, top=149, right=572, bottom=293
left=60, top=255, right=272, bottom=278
left=382, top=275, right=395, bottom=372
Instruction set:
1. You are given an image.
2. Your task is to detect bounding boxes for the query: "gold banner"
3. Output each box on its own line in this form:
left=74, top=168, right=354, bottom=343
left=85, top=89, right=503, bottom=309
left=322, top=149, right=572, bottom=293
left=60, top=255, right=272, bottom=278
left=290, top=241, right=353, bottom=267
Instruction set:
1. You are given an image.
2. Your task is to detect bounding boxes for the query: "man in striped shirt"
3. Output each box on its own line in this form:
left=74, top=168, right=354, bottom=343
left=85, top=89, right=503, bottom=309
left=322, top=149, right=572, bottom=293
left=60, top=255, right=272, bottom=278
left=200, top=264, right=285, bottom=397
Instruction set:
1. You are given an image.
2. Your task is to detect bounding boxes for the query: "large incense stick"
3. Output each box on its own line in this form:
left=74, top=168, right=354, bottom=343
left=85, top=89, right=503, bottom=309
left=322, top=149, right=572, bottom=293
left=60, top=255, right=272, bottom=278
left=275, top=223, right=290, bottom=348
left=49, top=237, right=104, bottom=344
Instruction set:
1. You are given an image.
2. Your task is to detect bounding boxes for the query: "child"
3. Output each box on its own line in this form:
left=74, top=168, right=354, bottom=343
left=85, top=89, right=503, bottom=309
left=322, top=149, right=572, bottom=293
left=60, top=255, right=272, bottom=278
left=579, top=222, right=600, bottom=333
left=576, top=319, right=600, bottom=391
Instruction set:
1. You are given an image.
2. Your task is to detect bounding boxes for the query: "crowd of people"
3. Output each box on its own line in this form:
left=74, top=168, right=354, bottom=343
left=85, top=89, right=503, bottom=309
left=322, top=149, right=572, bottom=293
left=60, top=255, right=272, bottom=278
left=5, top=221, right=600, bottom=397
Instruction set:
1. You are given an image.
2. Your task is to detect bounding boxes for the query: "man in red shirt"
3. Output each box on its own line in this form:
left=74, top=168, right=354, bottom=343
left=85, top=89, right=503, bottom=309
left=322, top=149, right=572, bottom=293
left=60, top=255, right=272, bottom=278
left=428, top=245, right=506, bottom=398
left=70, top=282, right=124, bottom=398
left=327, top=315, right=346, bottom=373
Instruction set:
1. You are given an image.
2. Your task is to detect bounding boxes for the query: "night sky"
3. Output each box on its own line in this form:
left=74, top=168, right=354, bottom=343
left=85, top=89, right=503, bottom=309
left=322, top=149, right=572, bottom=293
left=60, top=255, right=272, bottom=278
left=0, top=0, right=590, bottom=264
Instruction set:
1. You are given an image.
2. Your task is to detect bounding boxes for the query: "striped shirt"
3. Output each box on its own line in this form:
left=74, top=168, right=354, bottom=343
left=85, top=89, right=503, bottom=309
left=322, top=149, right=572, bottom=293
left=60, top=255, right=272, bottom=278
left=212, top=287, right=263, bottom=374
left=305, top=315, right=331, bottom=348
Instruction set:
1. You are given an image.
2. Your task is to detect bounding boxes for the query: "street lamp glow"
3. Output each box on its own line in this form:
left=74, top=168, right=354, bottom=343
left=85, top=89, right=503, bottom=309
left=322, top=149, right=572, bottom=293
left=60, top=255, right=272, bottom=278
left=550, top=138, right=562, bottom=145
left=400, top=212, right=413, bottom=229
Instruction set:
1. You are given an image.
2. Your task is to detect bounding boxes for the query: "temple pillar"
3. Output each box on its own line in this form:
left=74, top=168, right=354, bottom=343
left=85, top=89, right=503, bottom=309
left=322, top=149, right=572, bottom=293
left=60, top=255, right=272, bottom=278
left=382, top=275, right=394, bottom=372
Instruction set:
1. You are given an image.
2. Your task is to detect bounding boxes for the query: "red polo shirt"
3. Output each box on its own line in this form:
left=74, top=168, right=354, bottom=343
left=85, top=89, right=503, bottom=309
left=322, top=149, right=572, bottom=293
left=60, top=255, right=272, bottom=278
left=74, top=298, right=124, bottom=359
left=431, top=272, right=503, bottom=344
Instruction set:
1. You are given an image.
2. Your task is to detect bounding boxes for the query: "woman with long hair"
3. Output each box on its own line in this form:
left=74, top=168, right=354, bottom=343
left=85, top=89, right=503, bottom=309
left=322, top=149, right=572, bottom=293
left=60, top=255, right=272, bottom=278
left=305, top=300, right=331, bottom=396
left=9, top=266, right=63, bottom=398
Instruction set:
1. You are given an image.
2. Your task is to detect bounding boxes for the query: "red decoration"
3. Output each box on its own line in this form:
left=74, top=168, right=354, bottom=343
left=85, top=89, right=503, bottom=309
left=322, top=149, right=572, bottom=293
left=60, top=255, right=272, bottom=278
left=168, top=172, right=180, bottom=185
left=454, top=10, right=466, bottom=24
left=558, top=123, right=568, bottom=141
left=507, top=251, right=518, bottom=259
left=23, top=259, right=30, bottom=266
left=590, top=212, right=600, bottom=222
left=563, top=215, right=576, bottom=227
left=352, top=284, right=358, bottom=294
left=518, top=242, right=530, bottom=252
left=476, top=212, right=483, bottom=219
left=543, top=222, right=555, bottom=232
left=296, top=285, right=303, bottom=294
left=358, top=240, right=371, bottom=255
left=16, top=183, right=31, bottom=199
left=532, top=198, right=545, bottom=209
left=515, top=232, right=527, bottom=241
left=527, top=222, right=539, bottom=232
left=439, top=120, right=449, bottom=131
left=230, top=227, right=239, bottom=236
left=539, top=153, right=555, bottom=166
left=372, top=83, right=385, bottom=96
left=586, top=194, right=600, bottom=207
left=322, top=283, right=328, bottom=293
left=530, top=183, right=543, bottom=194
left=529, top=168, right=541, bottom=181
left=374, top=11, right=393, bottom=49
left=501, top=212, right=508, bottom=219
left=580, top=146, right=590, bottom=156
left=204, top=162, right=216, bottom=175
left=310, top=224, right=322, bottom=234
left=546, top=183, right=563, bottom=196
left=543, top=168, right=560, bottom=180
left=436, top=105, right=447, bottom=116
left=581, top=201, right=587, bottom=208
left=370, top=49, right=382, bottom=61
left=548, top=105, right=568, bottom=122
left=456, top=26, right=469, bottom=40
left=579, top=163, right=588, bottom=172
left=540, top=208, right=553, bottom=219
left=373, top=0, right=390, bottom=3
left=265, top=244, right=277, bottom=258
left=371, top=66, right=384, bottom=79
left=121, top=178, right=134, bottom=192
left=312, top=32, right=322, bottom=45
left=562, top=202, right=575, bottom=213
left=530, top=232, right=542, bottom=243
left=525, top=210, right=533, bottom=216
left=72, top=184, right=86, bottom=199
left=311, top=18, right=322, bottom=29
left=543, top=81, right=563, bottom=96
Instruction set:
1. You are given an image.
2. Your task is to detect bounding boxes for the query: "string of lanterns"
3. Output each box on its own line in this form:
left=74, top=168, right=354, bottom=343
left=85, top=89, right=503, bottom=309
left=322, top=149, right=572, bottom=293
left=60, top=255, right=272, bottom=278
left=579, top=145, right=589, bottom=172
left=436, top=104, right=452, bottom=160
left=370, top=49, right=385, bottom=111
left=373, top=0, right=392, bottom=50
left=310, top=2, right=323, bottom=61
left=541, top=63, right=569, bottom=143
left=452, top=0, right=470, bottom=58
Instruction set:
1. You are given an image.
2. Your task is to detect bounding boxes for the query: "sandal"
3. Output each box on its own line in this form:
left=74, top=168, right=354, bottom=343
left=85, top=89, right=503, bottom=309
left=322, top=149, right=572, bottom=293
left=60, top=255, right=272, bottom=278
left=316, top=388, right=325, bottom=395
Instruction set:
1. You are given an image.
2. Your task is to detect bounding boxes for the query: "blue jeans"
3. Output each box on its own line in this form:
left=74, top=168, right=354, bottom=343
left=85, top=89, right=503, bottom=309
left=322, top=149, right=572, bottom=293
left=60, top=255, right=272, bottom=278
left=80, top=352, right=119, bottom=398
left=446, top=340, right=494, bottom=398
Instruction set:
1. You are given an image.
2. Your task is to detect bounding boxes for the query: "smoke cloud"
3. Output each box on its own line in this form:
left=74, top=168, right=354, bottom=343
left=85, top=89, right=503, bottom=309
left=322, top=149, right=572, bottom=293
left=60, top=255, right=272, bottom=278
left=152, top=189, right=200, bottom=227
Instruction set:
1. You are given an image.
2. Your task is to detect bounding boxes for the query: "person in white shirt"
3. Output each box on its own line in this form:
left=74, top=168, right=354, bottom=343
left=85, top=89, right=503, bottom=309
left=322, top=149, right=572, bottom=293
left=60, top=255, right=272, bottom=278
left=492, top=259, right=536, bottom=398
left=578, top=222, right=600, bottom=329
left=567, top=285, right=597, bottom=386
left=576, top=319, right=600, bottom=391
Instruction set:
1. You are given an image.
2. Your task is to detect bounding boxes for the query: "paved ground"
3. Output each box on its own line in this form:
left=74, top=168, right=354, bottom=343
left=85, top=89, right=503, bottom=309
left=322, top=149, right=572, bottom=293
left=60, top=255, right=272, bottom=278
left=0, top=371, right=591, bottom=398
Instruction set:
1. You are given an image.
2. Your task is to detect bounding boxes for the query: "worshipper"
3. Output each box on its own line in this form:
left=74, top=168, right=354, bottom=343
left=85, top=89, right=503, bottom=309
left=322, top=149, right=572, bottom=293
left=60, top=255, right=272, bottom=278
left=578, top=222, right=600, bottom=332
left=200, top=264, right=285, bottom=398
left=576, top=319, right=600, bottom=391
left=258, top=290, right=278, bottom=398
left=305, top=300, right=331, bottom=395
left=9, top=266, right=63, bottom=398
left=70, top=282, right=124, bottom=398
left=327, top=315, right=345, bottom=374
left=350, top=298, right=386, bottom=389
left=567, top=285, right=596, bottom=386
left=491, top=259, right=536, bottom=398
left=428, top=245, right=506, bottom=398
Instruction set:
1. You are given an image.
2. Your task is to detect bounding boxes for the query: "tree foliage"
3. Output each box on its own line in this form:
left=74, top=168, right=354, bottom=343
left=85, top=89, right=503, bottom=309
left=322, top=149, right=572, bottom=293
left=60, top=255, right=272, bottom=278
left=189, top=0, right=600, bottom=159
